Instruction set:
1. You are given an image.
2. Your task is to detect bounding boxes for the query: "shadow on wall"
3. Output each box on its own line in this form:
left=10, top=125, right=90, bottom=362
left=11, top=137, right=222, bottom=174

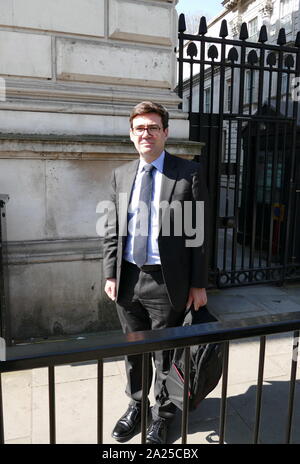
left=13, top=297, right=121, bottom=342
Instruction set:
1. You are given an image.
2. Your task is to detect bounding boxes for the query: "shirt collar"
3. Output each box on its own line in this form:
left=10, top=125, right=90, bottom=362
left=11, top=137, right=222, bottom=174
left=138, top=151, right=165, bottom=174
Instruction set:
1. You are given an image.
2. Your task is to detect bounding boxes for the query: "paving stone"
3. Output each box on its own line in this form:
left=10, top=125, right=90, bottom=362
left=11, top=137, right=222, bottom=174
left=212, top=285, right=287, bottom=297
left=171, top=409, right=253, bottom=444
left=227, top=339, right=287, bottom=384
left=246, top=296, right=300, bottom=314
left=207, top=294, right=268, bottom=316
left=227, top=378, right=300, bottom=443
left=2, top=371, right=32, bottom=442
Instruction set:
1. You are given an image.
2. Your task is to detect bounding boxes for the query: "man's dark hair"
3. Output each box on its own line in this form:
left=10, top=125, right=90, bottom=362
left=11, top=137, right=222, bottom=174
left=130, top=101, right=169, bottom=129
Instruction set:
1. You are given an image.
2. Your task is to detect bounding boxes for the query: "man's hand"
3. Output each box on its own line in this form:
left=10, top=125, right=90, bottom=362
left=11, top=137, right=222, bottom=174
left=186, top=287, right=207, bottom=311
left=105, top=278, right=117, bottom=301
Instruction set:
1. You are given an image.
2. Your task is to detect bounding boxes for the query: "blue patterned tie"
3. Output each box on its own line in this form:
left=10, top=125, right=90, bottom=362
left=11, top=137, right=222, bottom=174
left=133, top=164, right=154, bottom=267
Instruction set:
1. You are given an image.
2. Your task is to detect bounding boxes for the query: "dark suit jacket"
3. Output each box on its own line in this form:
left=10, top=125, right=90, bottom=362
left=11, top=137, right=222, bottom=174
left=103, top=151, right=209, bottom=311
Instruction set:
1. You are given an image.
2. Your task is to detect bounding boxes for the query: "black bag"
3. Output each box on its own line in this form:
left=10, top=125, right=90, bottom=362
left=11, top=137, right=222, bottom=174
left=166, top=306, right=223, bottom=411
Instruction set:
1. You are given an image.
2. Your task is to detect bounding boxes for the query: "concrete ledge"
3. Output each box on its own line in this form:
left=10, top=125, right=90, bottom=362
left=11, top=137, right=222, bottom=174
left=0, top=110, right=190, bottom=138
left=7, top=237, right=102, bottom=265
left=0, top=134, right=204, bottom=160
left=1, top=78, right=182, bottom=108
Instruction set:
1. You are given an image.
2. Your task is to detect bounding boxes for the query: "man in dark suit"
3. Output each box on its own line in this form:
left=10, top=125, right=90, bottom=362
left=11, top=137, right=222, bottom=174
left=103, top=101, right=208, bottom=444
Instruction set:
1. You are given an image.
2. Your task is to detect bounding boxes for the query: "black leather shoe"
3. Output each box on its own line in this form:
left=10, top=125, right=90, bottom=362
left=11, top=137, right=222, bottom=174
left=146, top=418, right=168, bottom=444
left=112, top=404, right=143, bottom=442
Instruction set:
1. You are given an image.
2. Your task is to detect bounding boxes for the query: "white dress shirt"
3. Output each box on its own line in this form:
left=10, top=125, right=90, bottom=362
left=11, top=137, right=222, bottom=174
left=123, top=151, right=165, bottom=265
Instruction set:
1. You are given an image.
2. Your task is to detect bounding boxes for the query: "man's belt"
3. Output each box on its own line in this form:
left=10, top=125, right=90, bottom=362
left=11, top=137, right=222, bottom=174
left=124, top=261, right=161, bottom=272
left=140, top=264, right=162, bottom=272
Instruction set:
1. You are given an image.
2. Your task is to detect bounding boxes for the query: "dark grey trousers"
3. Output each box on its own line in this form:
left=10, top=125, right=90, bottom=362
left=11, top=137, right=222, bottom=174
left=116, top=260, right=186, bottom=420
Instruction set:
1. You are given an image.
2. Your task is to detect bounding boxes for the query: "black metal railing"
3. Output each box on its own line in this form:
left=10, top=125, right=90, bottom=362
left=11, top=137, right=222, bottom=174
left=177, top=15, right=300, bottom=287
left=0, top=195, right=10, bottom=345
left=0, top=311, right=299, bottom=444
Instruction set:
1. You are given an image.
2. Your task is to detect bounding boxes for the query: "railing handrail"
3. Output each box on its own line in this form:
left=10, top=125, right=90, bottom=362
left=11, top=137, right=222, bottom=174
left=1, top=310, right=300, bottom=373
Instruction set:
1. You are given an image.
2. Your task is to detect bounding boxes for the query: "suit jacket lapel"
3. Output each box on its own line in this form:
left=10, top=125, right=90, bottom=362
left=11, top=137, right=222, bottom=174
left=119, top=158, right=139, bottom=239
left=160, top=151, right=178, bottom=203
left=159, top=152, right=178, bottom=230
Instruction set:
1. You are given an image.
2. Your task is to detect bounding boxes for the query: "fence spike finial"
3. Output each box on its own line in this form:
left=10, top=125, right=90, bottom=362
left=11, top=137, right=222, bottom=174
left=228, top=47, right=239, bottom=62
left=179, top=13, right=186, bottom=32
left=198, top=16, right=207, bottom=35
left=239, top=22, right=249, bottom=40
left=258, top=25, right=268, bottom=43
left=277, top=28, right=286, bottom=45
left=219, top=19, right=228, bottom=38
left=187, top=42, right=198, bottom=58
left=295, top=31, right=300, bottom=47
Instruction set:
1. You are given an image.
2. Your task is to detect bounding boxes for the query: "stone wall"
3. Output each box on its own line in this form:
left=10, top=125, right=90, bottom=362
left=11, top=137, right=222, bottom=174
left=0, top=0, right=187, bottom=134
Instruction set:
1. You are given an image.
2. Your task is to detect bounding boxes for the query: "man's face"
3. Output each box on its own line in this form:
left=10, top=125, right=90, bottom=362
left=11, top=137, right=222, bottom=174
left=130, top=112, right=168, bottom=162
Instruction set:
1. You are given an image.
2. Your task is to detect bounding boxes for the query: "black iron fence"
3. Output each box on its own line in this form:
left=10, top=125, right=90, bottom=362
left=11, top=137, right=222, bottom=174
left=0, top=311, right=299, bottom=444
left=177, top=15, right=300, bottom=288
left=0, top=195, right=10, bottom=345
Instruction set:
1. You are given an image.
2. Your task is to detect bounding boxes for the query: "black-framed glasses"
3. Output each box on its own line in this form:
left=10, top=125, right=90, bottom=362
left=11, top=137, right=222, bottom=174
left=131, top=125, right=162, bottom=136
